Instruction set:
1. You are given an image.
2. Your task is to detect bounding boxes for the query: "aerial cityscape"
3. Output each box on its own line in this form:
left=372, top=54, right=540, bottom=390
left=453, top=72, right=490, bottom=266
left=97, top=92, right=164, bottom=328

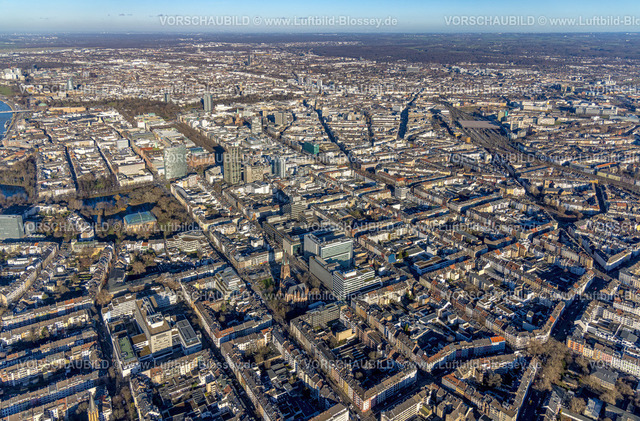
left=1, top=1, right=640, bottom=421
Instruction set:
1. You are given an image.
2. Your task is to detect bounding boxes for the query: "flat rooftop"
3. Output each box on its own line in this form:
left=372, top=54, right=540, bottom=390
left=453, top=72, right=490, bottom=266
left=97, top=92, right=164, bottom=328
left=459, top=120, right=501, bottom=129
left=118, top=336, right=137, bottom=363
left=176, top=319, right=199, bottom=346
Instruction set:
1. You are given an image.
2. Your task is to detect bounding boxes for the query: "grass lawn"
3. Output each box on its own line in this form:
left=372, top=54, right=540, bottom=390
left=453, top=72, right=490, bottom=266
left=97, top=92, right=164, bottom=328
left=0, top=85, right=17, bottom=96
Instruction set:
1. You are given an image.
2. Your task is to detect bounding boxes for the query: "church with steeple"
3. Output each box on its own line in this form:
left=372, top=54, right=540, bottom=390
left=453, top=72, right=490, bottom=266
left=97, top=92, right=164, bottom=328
left=87, top=391, right=99, bottom=421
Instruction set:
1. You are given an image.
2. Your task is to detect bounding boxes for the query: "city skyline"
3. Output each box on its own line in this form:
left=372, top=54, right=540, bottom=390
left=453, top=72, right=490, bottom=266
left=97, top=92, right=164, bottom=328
left=0, top=0, right=639, bottom=33
left=2, top=2, right=640, bottom=420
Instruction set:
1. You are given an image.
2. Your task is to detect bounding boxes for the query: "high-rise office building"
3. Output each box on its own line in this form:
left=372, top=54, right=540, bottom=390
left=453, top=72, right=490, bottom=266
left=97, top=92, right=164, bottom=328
left=203, top=94, right=213, bottom=112
left=332, top=267, right=377, bottom=299
left=135, top=298, right=173, bottom=356
left=164, top=145, right=188, bottom=180
left=244, top=163, right=265, bottom=183
left=395, top=186, right=410, bottom=199
left=274, top=111, right=286, bottom=126
left=283, top=195, right=305, bottom=219
left=251, top=116, right=262, bottom=134
left=303, top=141, right=319, bottom=155
left=273, top=156, right=288, bottom=178
left=223, top=147, right=242, bottom=185
left=304, top=232, right=353, bottom=268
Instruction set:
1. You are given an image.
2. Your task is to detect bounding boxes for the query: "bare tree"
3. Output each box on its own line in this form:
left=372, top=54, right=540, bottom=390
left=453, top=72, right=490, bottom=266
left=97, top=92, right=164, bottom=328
left=131, top=261, right=146, bottom=275
left=485, top=372, right=502, bottom=388
left=569, top=397, right=586, bottom=413
left=96, top=289, right=113, bottom=306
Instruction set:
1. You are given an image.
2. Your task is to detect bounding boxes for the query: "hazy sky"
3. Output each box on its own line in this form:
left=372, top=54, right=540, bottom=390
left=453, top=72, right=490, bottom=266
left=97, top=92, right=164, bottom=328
left=0, top=0, right=638, bottom=33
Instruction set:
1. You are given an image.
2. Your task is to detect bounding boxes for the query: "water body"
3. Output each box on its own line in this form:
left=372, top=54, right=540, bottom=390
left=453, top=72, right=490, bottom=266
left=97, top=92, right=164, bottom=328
left=0, top=184, right=26, bottom=198
left=0, top=100, right=13, bottom=139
